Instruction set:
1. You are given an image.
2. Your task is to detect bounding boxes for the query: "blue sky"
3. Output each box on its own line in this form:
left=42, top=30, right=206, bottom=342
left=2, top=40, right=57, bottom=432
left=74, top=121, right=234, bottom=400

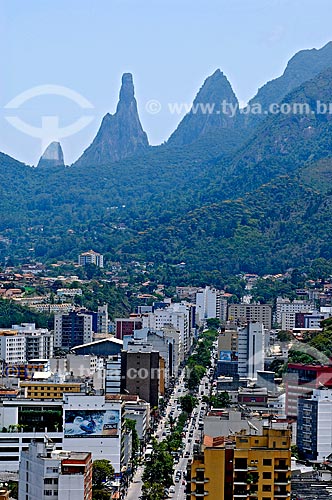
left=1, top=0, right=332, bottom=164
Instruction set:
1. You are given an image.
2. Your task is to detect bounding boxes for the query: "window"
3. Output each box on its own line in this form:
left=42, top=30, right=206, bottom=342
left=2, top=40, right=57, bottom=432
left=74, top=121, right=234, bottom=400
left=263, top=459, right=272, bottom=466
left=44, top=478, right=52, bottom=484
left=262, top=485, right=271, bottom=492
left=263, top=472, right=271, bottom=479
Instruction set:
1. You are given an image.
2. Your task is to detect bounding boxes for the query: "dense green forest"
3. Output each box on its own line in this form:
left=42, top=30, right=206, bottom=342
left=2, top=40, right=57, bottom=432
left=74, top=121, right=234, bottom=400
left=1, top=66, right=332, bottom=285
left=0, top=299, right=51, bottom=328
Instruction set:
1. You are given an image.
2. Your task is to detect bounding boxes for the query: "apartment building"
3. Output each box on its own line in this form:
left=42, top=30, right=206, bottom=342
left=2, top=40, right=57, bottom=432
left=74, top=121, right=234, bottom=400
left=238, top=322, right=265, bottom=380
left=285, top=363, right=332, bottom=417
left=18, top=441, right=92, bottom=500
left=195, top=286, right=228, bottom=322
left=0, top=331, right=26, bottom=364
left=78, top=250, right=104, bottom=268
left=54, top=311, right=93, bottom=348
left=297, top=388, right=332, bottom=461
left=228, top=304, right=272, bottom=330
left=276, top=297, right=314, bottom=325
left=187, top=424, right=291, bottom=500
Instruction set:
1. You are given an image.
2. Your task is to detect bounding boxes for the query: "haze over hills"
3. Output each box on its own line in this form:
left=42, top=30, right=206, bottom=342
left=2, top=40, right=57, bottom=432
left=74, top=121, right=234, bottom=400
left=1, top=42, right=332, bottom=283
left=244, top=41, right=332, bottom=126
left=218, top=67, right=332, bottom=197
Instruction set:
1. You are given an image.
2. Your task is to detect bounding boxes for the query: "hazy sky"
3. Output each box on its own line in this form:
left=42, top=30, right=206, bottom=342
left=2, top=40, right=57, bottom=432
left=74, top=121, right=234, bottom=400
left=1, top=0, right=332, bottom=165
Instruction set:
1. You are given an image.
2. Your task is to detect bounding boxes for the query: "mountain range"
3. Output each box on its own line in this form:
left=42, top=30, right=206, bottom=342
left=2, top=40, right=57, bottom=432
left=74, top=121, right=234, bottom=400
left=1, top=42, right=332, bottom=284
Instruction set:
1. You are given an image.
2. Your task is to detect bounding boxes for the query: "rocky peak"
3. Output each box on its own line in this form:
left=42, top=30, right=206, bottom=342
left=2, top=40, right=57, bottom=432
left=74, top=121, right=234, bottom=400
left=167, top=69, right=239, bottom=146
left=74, top=73, right=149, bottom=167
left=118, top=73, right=135, bottom=104
left=245, top=41, right=332, bottom=126
left=37, top=142, right=64, bottom=168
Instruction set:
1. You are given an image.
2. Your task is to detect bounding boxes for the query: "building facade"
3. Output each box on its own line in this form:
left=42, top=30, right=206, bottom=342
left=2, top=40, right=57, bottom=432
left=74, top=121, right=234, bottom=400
left=62, top=394, right=124, bottom=473
left=217, top=327, right=239, bottom=377
left=297, top=388, right=332, bottom=461
left=187, top=424, right=291, bottom=500
left=238, top=322, right=265, bottom=380
left=285, top=363, right=332, bottom=417
left=228, top=304, right=272, bottom=330
left=18, top=441, right=92, bottom=500
left=78, top=250, right=104, bottom=268
left=121, top=343, right=165, bottom=408
left=54, top=312, right=93, bottom=349
left=276, top=297, right=314, bottom=325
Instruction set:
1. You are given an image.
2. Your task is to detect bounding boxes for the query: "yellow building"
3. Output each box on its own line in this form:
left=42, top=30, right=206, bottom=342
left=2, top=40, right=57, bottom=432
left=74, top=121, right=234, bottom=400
left=20, top=381, right=81, bottom=399
left=0, top=487, right=10, bottom=500
left=187, top=425, right=291, bottom=500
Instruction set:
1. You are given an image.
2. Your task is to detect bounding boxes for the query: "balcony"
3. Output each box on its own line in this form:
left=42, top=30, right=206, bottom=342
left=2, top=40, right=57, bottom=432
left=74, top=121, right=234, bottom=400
left=191, top=478, right=209, bottom=484
left=274, top=466, right=290, bottom=471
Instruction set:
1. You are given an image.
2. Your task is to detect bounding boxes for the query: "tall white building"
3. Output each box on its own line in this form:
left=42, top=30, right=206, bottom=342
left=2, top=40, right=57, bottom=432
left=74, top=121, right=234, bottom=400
left=238, top=322, right=265, bottom=379
left=78, top=250, right=104, bottom=268
left=297, top=388, right=332, bottom=462
left=105, top=354, right=122, bottom=395
left=18, top=441, right=92, bottom=500
left=0, top=332, right=26, bottom=364
left=0, top=324, right=53, bottom=362
left=195, top=286, right=227, bottom=322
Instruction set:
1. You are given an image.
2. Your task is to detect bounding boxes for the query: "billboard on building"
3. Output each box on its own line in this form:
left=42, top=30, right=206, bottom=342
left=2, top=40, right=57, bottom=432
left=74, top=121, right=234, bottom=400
left=64, top=409, right=120, bottom=437
left=219, top=350, right=238, bottom=362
